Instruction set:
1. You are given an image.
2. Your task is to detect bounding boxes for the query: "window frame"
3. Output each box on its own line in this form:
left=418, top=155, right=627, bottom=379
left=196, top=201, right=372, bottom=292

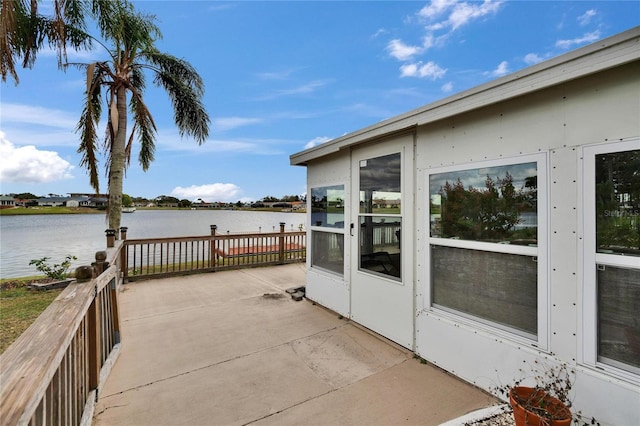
left=424, top=153, right=549, bottom=348
left=582, top=139, right=640, bottom=381
left=357, top=151, right=403, bottom=282
left=309, top=183, right=346, bottom=276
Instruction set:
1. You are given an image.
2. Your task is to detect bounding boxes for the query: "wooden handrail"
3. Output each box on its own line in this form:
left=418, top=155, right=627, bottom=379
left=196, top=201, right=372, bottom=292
left=0, top=242, right=124, bottom=425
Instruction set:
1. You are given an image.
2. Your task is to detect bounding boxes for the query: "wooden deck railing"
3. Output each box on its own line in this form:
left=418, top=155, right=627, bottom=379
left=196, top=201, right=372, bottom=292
left=123, top=222, right=306, bottom=281
left=0, top=241, right=124, bottom=426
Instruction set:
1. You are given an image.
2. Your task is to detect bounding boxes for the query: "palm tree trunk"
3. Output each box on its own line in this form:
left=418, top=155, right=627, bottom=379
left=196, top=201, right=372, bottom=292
left=108, top=85, right=128, bottom=235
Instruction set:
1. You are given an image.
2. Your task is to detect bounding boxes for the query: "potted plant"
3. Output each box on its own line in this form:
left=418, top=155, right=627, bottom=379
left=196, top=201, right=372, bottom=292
left=28, top=255, right=78, bottom=290
left=509, top=385, right=571, bottom=426
left=493, top=360, right=599, bottom=426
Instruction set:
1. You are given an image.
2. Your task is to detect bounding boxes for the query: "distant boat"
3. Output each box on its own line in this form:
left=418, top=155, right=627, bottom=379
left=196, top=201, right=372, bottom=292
left=122, top=207, right=136, bottom=213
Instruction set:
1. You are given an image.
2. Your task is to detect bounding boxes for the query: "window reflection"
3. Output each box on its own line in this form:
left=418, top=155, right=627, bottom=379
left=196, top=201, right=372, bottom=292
left=429, top=162, right=537, bottom=245
left=359, top=153, right=401, bottom=214
left=595, top=149, right=640, bottom=256
left=311, top=185, right=344, bottom=228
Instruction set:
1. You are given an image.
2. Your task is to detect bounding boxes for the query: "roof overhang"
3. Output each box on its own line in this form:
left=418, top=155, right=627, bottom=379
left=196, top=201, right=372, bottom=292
left=291, top=26, right=640, bottom=166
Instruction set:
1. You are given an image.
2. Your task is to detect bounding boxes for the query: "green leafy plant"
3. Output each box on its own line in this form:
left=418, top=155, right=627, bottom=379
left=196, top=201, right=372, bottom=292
left=29, top=255, right=78, bottom=281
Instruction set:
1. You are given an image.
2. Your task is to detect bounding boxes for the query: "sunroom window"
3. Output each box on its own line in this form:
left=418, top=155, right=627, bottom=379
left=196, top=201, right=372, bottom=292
left=585, top=142, right=640, bottom=376
left=427, top=155, right=546, bottom=341
left=310, top=185, right=345, bottom=275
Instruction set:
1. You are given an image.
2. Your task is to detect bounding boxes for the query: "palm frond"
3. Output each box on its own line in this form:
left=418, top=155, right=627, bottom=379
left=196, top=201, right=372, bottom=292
left=75, top=62, right=105, bottom=192
left=148, top=52, right=210, bottom=144
left=130, top=88, right=157, bottom=170
left=0, top=0, right=27, bottom=82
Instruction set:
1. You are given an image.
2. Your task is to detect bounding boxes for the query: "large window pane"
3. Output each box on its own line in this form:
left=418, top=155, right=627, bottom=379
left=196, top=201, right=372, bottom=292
left=311, top=231, right=344, bottom=275
left=430, top=163, right=537, bottom=244
left=359, top=216, right=401, bottom=279
left=311, top=185, right=344, bottom=228
left=359, top=153, right=401, bottom=214
left=598, top=265, right=640, bottom=373
left=432, top=246, right=537, bottom=336
left=595, top=149, right=640, bottom=257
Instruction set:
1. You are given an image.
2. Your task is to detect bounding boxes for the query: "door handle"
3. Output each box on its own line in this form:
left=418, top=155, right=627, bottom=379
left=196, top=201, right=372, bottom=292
left=350, top=223, right=354, bottom=236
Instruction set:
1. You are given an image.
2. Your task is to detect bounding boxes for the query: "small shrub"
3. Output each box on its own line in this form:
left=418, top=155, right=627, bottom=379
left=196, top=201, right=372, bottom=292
left=28, top=255, right=77, bottom=281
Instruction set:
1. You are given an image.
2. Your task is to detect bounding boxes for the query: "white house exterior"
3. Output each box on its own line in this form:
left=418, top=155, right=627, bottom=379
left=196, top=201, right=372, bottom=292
left=291, top=27, right=640, bottom=425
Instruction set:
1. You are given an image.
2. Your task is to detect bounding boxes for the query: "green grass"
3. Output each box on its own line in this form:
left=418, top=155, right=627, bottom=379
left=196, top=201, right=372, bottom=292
left=0, top=279, right=63, bottom=354
left=0, top=207, right=103, bottom=215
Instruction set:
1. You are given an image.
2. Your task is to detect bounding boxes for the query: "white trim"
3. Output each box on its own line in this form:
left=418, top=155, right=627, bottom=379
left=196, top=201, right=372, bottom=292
left=429, top=237, right=538, bottom=256
left=424, top=153, right=549, bottom=349
left=582, top=138, right=640, bottom=381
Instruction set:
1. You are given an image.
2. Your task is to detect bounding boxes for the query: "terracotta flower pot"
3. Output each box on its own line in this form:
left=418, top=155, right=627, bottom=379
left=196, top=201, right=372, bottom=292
left=509, top=386, right=572, bottom=426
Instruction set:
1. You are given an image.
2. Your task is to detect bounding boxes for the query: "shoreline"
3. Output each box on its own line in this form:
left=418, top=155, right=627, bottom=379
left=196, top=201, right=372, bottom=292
left=0, top=207, right=306, bottom=216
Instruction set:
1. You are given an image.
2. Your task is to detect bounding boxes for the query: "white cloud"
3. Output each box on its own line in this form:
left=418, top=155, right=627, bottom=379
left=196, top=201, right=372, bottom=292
left=213, top=117, right=263, bottom=132
left=578, top=9, right=597, bottom=26
left=171, top=183, right=242, bottom=202
left=400, top=61, right=447, bottom=79
left=524, top=53, right=543, bottom=65
left=387, top=39, right=422, bottom=61
left=253, top=80, right=329, bottom=100
left=39, top=45, right=103, bottom=62
left=257, top=69, right=297, bottom=80
left=371, top=28, right=388, bottom=39
left=448, top=0, right=503, bottom=30
left=2, top=103, right=77, bottom=130
left=418, top=0, right=458, bottom=19
left=418, top=0, right=504, bottom=32
left=555, top=30, right=601, bottom=49
left=304, top=136, right=332, bottom=150
left=486, top=60, right=510, bottom=77
left=387, top=36, right=435, bottom=61
left=441, top=81, right=454, bottom=93
left=0, top=132, right=74, bottom=183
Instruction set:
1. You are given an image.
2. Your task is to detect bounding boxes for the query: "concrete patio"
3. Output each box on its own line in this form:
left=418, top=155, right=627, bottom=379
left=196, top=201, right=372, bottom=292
left=93, top=264, right=498, bottom=426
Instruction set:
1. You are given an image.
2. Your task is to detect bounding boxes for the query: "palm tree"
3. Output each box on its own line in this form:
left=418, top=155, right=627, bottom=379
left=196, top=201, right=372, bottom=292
left=1, top=0, right=118, bottom=84
left=72, top=2, right=209, bottom=232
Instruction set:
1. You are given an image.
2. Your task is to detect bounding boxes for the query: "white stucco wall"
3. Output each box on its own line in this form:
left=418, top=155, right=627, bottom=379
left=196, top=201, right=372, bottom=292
left=413, top=61, right=640, bottom=425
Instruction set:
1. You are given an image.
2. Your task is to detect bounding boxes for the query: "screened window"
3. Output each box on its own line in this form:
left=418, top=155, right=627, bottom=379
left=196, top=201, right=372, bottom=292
left=359, top=153, right=402, bottom=280
left=428, top=156, right=546, bottom=341
left=310, top=185, right=345, bottom=275
left=591, top=146, right=640, bottom=374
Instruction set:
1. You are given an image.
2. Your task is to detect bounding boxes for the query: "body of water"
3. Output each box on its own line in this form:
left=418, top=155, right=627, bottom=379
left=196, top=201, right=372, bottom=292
left=0, top=210, right=306, bottom=278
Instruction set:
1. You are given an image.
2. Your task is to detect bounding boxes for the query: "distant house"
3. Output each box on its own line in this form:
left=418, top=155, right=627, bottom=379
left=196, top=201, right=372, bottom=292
left=36, top=197, right=68, bottom=207
left=290, top=27, right=640, bottom=426
left=88, top=197, right=108, bottom=208
left=0, top=195, right=15, bottom=209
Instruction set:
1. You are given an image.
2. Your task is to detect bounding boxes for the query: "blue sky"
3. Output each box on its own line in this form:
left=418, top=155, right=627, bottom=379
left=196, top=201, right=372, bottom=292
left=1, top=1, right=638, bottom=202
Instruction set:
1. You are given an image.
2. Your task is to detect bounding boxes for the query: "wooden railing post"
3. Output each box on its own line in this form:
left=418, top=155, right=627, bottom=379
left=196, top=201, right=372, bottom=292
left=120, top=227, right=129, bottom=282
left=106, top=229, right=116, bottom=248
left=93, top=250, right=110, bottom=277
left=210, top=225, right=217, bottom=270
left=279, top=222, right=285, bottom=264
